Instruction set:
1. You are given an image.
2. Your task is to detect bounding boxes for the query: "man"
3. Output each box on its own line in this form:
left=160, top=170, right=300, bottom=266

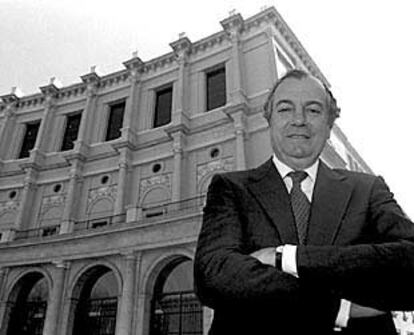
left=194, top=69, right=414, bottom=335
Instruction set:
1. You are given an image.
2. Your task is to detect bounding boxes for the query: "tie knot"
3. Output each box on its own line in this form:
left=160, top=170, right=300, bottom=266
left=288, top=171, right=308, bottom=185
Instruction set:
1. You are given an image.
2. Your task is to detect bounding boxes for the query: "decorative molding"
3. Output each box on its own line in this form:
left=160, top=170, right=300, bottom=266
left=0, top=200, right=20, bottom=212
left=197, top=156, right=234, bottom=186
left=139, top=173, right=172, bottom=198
left=87, top=185, right=117, bottom=206
left=41, top=194, right=66, bottom=207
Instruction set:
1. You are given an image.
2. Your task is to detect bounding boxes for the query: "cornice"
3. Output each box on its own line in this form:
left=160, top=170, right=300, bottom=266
left=190, top=31, right=228, bottom=56
left=220, top=13, right=244, bottom=33
left=123, top=54, right=145, bottom=71
left=170, top=36, right=192, bottom=58
left=1, top=92, right=20, bottom=105
left=1, top=6, right=328, bottom=111
left=258, top=7, right=329, bottom=85
left=39, top=83, right=60, bottom=97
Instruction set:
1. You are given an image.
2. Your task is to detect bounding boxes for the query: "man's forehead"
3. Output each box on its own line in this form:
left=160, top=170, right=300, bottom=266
left=274, top=76, right=327, bottom=101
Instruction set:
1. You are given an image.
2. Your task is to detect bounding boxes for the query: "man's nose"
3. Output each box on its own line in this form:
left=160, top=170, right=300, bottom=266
left=291, top=109, right=306, bottom=125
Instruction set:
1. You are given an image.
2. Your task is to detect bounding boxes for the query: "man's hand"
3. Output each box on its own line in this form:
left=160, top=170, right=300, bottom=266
left=350, top=303, right=386, bottom=318
left=250, top=247, right=276, bottom=266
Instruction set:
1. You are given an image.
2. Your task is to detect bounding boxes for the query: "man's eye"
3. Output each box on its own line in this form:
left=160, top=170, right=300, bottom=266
left=307, top=108, right=321, bottom=114
left=277, top=108, right=292, bottom=113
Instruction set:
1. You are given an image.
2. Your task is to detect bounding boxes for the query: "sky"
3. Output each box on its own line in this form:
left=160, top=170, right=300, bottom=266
left=1, top=0, right=414, bottom=218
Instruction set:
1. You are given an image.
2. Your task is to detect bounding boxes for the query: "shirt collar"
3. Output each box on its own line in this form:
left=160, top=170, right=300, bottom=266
left=272, top=154, right=319, bottom=183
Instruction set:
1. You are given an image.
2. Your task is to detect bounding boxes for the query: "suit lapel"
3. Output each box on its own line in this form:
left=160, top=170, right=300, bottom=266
left=306, top=161, right=354, bottom=245
left=247, top=159, right=299, bottom=244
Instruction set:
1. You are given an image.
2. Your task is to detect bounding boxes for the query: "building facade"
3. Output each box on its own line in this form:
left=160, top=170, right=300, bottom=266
left=0, top=6, right=405, bottom=335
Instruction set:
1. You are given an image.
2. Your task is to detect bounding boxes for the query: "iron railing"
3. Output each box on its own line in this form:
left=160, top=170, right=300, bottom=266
left=10, top=195, right=206, bottom=241
left=151, top=291, right=203, bottom=335
left=14, top=224, right=60, bottom=241
left=73, top=214, right=126, bottom=232
left=141, top=195, right=206, bottom=220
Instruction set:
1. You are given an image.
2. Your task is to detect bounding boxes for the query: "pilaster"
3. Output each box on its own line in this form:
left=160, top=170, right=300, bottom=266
left=122, top=53, right=144, bottom=146
left=170, top=35, right=192, bottom=125
left=220, top=12, right=247, bottom=105
left=34, top=79, right=60, bottom=159
left=224, top=104, right=248, bottom=170
left=115, top=252, right=140, bottom=335
left=43, top=261, right=68, bottom=335
left=112, top=146, right=132, bottom=218
left=60, top=155, right=85, bottom=233
left=0, top=91, right=19, bottom=164
left=14, top=164, right=38, bottom=230
left=76, top=68, right=100, bottom=154
left=165, top=125, right=188, bottom=202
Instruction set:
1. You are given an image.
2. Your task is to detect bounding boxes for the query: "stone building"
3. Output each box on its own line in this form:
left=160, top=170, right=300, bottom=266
left=0, top=6, right=385, bottom=335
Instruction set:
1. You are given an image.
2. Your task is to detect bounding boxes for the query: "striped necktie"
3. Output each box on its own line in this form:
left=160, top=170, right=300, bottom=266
left=288, top=171, right=310, bottom=244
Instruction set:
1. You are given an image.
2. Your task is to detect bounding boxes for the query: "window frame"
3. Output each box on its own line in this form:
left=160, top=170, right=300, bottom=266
left=205, top=64, right=227, bottom=112
left=105, top=100, right=126, bottom=142
left=18, top=120, right=41, bottom=159
left=153, top=84, right=173, bottom=128
left=60, top=111, right=82, bottom=152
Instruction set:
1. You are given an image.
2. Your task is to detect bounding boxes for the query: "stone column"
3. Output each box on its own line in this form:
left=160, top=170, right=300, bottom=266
left=113, top=147, right=131, bottom=218
left=170, top=35, right=191, bottom=126
left=225, top=108, right=247, bottom=170
left=115, top=252, right=140, bottom=335
left=0, top=268, right=8, bottom=332
left=75, top=70, right=100, bottom=155
left=33, top=81, right=59, bottom=157
left=59, top=297, right=79, bottom=335
left=0, top=91, right=19, bottom=162
left=60, top=158, right=84, bottom=233
left=165, top=128, right=187, bottom=202
left=122, top=54, right=144, bottom=144
left=43, top=261, right=68, bottom=335
left=14, top=165, right=38, bottom=230
left=221, top=13, right=246, bottom=105
left=135, top=292, right=152, bottom=335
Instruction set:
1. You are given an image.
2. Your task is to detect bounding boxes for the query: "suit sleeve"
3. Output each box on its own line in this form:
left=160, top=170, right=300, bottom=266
left=194, top=174, right=332, bottom=310
left=297, top=175, right=414, bottom=311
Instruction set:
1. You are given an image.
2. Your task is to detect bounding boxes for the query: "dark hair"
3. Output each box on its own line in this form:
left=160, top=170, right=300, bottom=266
left=263, top=69, right=340, bottom=127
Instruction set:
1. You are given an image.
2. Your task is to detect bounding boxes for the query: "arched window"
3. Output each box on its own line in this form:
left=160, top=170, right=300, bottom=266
left=72, top=268, right=118, bottom=335
left=7, top=274, right=48, bottom=335
left=151, top=259, right=202, bottom=335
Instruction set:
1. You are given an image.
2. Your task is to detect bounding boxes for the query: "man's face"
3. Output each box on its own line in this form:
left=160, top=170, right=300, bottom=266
left=269, top=76, right=332, bottom=170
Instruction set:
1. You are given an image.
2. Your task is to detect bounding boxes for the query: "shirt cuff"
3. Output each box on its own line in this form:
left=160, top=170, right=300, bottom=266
left=335, top=299, right=351, bottom=328
left=281, top=244, right=298, bottom=278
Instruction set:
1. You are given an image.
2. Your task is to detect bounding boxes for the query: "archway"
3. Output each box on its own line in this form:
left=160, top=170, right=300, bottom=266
left=6, top=272, right=48, bottom=335
left=71, top=266, right=118, bottom=335
left=150, top=258, right=202, bottom=335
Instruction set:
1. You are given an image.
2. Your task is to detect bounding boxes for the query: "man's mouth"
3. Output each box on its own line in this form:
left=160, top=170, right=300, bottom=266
left=287, top=134, right=310, bottom=139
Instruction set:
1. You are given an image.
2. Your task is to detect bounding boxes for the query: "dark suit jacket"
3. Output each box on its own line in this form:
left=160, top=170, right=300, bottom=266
left=194, top=158, right=414, bottom=335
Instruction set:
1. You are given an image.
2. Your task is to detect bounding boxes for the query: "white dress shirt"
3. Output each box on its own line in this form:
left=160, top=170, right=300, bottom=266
left=272, top=155, right=351, bottom=328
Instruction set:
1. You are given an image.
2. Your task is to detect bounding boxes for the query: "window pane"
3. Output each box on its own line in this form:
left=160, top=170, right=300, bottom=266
left=19, top=121, right=41, bottom=158
left=105, top=102, right=125, bottom=141
left=154, top=87, right=172, bottom=128
left=61, top=113, right=82, bottom=151
left=206, top=67, right=226, bottom=111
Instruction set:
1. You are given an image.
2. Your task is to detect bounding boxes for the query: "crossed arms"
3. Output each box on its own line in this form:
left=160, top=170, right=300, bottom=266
left=194, top=173, right=414, bottom=321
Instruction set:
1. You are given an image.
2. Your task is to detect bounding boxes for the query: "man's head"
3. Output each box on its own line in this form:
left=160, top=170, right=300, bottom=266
left=263, top=70, right=340, bottom=170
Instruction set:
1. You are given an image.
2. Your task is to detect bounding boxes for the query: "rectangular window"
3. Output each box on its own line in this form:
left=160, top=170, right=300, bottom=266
left=105, top=102, right=125, bottom=141
left=61, top=113, right=82, bottom=151
left=206, top=66, right=226, bottom=111
left=18, top=121, right=41, bottom=158
left=153, top=86, right=172, bottom=128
